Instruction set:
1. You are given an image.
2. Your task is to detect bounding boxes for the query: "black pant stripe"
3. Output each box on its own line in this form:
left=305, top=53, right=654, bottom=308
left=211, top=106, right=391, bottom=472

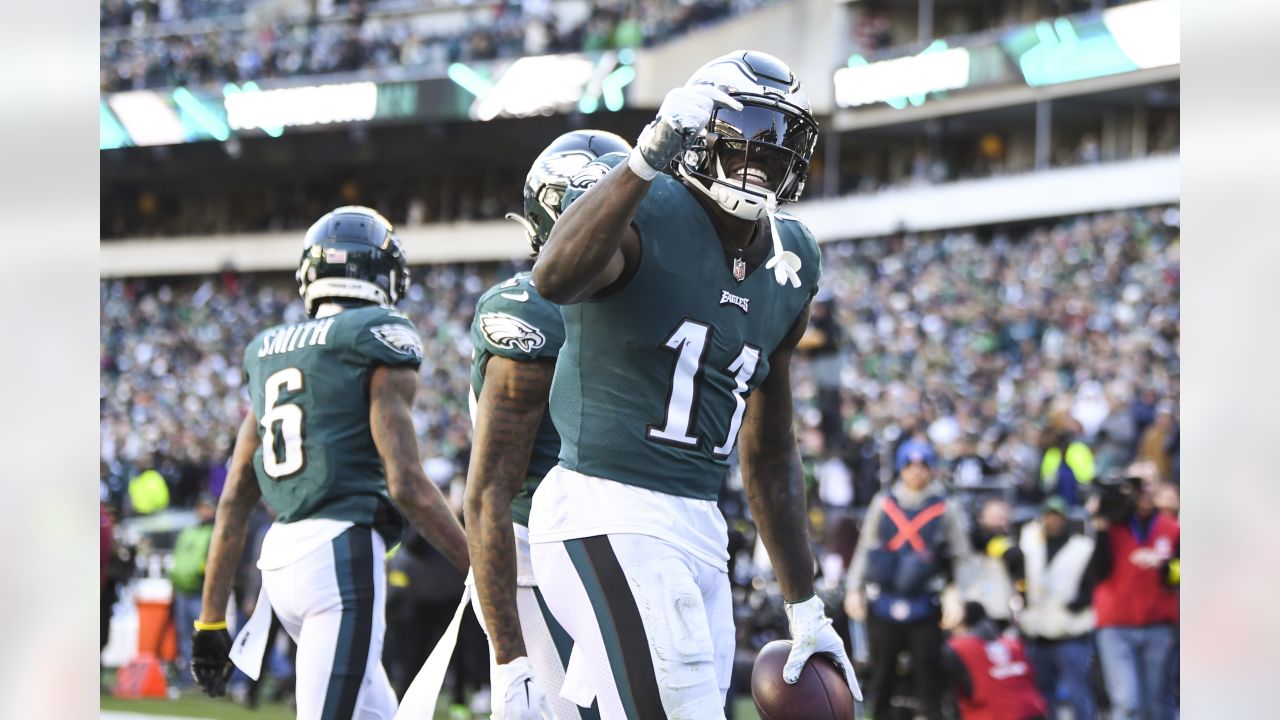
left=565, top=536, right=667, bottom=720
left=322, top=526, right=375, bottom=720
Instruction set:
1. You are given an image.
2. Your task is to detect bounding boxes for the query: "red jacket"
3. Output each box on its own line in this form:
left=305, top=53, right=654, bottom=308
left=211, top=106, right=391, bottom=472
left=1093, top=512, right=1180, bottom=627
left=948, top=634, right=1048, bottom=720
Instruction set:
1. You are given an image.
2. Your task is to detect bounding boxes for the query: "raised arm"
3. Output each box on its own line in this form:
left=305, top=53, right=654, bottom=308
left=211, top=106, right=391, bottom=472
left=192, top=411, right=262, bottom=696
left=532, top=161, right=644, bottom=304
left=370, top=364, right=470, bottom=572
left=464, top=356, right=555, bottom=664
left=533, top=83, right=742, bottom=304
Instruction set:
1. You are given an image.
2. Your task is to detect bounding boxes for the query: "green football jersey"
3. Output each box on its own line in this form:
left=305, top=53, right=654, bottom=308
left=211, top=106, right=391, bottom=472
left=242, top=305, right=424, bottom=539
left=553, top=153, right=822, bottom=500
left=469, top=271, right=565, bottom=527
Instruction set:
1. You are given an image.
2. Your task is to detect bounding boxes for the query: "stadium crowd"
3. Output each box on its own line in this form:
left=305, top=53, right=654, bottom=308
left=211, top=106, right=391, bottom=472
left=101, top=0, right=770, bottom=92
left=101, top=204, right=1179, bottom=511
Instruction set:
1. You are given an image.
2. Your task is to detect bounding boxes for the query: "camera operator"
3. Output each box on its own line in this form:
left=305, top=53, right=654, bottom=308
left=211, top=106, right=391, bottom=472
left=1086, top=472, right=1180, bottom=720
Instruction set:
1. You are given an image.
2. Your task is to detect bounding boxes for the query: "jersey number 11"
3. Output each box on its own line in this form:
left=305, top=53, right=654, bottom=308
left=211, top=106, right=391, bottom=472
left=647, top=319, right=761, bottom=457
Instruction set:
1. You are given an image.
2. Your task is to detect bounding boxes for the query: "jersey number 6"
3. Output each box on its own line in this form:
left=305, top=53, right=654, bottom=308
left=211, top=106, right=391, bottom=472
left=261, top=368, right=306, bottom=479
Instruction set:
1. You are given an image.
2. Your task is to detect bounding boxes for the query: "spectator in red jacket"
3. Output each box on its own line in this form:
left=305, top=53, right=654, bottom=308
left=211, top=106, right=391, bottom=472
left=1086, top=473, right=1179, bottom=720
left=943, top=601, right=1048, bottom=720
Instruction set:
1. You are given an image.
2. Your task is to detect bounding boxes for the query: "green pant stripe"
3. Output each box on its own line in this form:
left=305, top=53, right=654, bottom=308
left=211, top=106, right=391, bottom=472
left=564, top=536, right=666, bottom=720
left=533, top=586, right=601, bottom=720
left=322, top=527, right=374, bottom=720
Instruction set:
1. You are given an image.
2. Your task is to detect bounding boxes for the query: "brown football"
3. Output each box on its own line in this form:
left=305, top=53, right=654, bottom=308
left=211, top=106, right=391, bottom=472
left=751, top=639, right=856, bottom=720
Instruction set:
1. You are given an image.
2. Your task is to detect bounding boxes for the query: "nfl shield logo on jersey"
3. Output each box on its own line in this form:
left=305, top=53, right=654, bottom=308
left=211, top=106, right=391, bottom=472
left=732, top=257, right=747, bottom=281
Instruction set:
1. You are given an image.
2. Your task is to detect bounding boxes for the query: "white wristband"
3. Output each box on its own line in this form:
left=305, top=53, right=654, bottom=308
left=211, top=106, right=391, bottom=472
left=627, top=146, right=660, bottom=182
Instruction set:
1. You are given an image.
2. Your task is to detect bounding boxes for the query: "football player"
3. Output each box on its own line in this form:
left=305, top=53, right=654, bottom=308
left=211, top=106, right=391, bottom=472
left=529, top=51, right=862, bottom=718
left=466, top=129, right=631, bottom=720
left=190, top=207, right=470, bottom=719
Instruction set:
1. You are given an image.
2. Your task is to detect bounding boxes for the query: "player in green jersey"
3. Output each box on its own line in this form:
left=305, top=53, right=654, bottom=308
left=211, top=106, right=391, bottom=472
left=530, top=51, right=862, bottom=718
left=464, top=130, right=630, bottom=720
left=190, top=206, right=469, bottom=720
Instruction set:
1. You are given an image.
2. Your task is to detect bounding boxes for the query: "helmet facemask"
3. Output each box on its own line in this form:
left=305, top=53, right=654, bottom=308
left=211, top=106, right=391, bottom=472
left=677, top=92, right=818, bottom=220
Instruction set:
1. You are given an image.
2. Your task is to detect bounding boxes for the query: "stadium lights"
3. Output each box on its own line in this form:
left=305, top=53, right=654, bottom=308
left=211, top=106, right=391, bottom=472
left=100, top=101, right=131, bottom=150
left=601, top=64, right=636, bottom=112
left=447, top=63, right=494, bottom=98
left=224, top=81, right=377, bottom=134
left=1103, top=0, right=1179, bottom=69
left=107, top=91, right=187, bottom=146
left=473, top=55, right=597, bottom=121
left=834, top=40, right=971, bottom=109
left=172, top=87, right=230, bottom=142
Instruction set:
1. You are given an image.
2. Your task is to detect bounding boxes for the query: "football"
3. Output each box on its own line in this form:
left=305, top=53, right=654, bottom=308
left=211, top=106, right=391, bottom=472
left=751, top=640, right=856, bottom=720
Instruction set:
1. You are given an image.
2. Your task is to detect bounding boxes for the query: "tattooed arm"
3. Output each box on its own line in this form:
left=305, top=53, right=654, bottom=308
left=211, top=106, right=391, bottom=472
left=739, top=304, right=816, bottom=602
left=199, top=412, right=263, bottom=624
left=370, top=365, right=470, bottom=573
left=464, top=356, right=555, bottom=664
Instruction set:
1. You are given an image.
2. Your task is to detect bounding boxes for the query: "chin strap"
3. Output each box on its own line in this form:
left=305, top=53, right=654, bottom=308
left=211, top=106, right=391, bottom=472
left=762, top=192, right=802, bottom=288
left=503, top=212, right=538, bottom=246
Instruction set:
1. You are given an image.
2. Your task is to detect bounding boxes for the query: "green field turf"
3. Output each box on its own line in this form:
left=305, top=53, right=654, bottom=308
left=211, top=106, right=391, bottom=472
left=101, top=691, right=764, bottom=719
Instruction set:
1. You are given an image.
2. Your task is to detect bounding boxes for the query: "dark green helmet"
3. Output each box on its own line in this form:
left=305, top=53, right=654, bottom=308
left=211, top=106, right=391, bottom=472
left=508, top=130, right=631, bottom=256
left=295, top=205, right=409, bottom=317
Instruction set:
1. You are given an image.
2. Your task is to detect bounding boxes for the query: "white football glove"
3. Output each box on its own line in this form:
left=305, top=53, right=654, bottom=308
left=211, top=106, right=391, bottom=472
left=784, top=595, right=864, bottom=702
left=492, top=657, right=556, bottom=720
left=629, top=83, right=743, bottom=181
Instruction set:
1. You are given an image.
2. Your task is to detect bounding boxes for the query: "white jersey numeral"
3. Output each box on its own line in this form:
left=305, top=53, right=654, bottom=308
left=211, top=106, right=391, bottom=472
left=648, top=319, right=762, bottom=453
left=646, top=320, right=711, bottom=447
left=712, top=344, right=762, bottom=457
left=261, top=367, right=305, bottom=478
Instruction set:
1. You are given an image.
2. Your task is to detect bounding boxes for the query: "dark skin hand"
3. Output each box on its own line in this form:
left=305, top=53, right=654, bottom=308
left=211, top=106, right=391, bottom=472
left=370, top=365, right=470, bottom=573
left=738, top=305, right=818, bottom=603
left=534, top=161, right=763, bottom=304
left=199, top=412, right=264, bottom=624
left=463, top=356, right=555, bottom=665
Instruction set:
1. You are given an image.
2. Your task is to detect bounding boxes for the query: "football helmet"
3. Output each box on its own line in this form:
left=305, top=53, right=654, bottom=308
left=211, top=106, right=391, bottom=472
left=295, top=205, right=409, bottom=317
left=675, top=51, right=819, bottom=221
left=507, top=129, right=632, bottom=255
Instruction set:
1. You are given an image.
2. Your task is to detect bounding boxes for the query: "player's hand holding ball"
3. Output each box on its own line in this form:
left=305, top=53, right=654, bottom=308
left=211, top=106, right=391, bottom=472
left=629, top=84, right=743, bottom=181
left=783, top=595, right=863, bottom=701
left=190, top=620, right=234, bottom=697
left=493, top=656, right=556, bottom=720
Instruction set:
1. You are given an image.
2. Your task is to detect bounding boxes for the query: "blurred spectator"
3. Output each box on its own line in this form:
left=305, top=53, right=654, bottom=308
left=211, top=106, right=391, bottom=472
left=815, top=449, right=854, bottom=517
left=1087, top=474, right=1180, bottom=720
left=942, top=601, right=1048, bottom=720
left=1017, top=497, right=1096, bottom=720
left=957, top=497, right=1018, bottom=627
left=100, top=502, right=120, bottom=651
left=845, top=418, right=881, bottom=507
left=844, top=440, right=970, bottom=720
left=1039, top=428, right=1095, bottom=505
left=1154, top=482, right=1179, bottom=519
left=796, top=290, right=844, bottom=452
left=1092, top=384, right=1137, bottom=479
left=169, top=493, right=217, bottom=683
left=951, top=434, right=998, bottom=488
left=1136, top=400, right=1177, bottom=482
